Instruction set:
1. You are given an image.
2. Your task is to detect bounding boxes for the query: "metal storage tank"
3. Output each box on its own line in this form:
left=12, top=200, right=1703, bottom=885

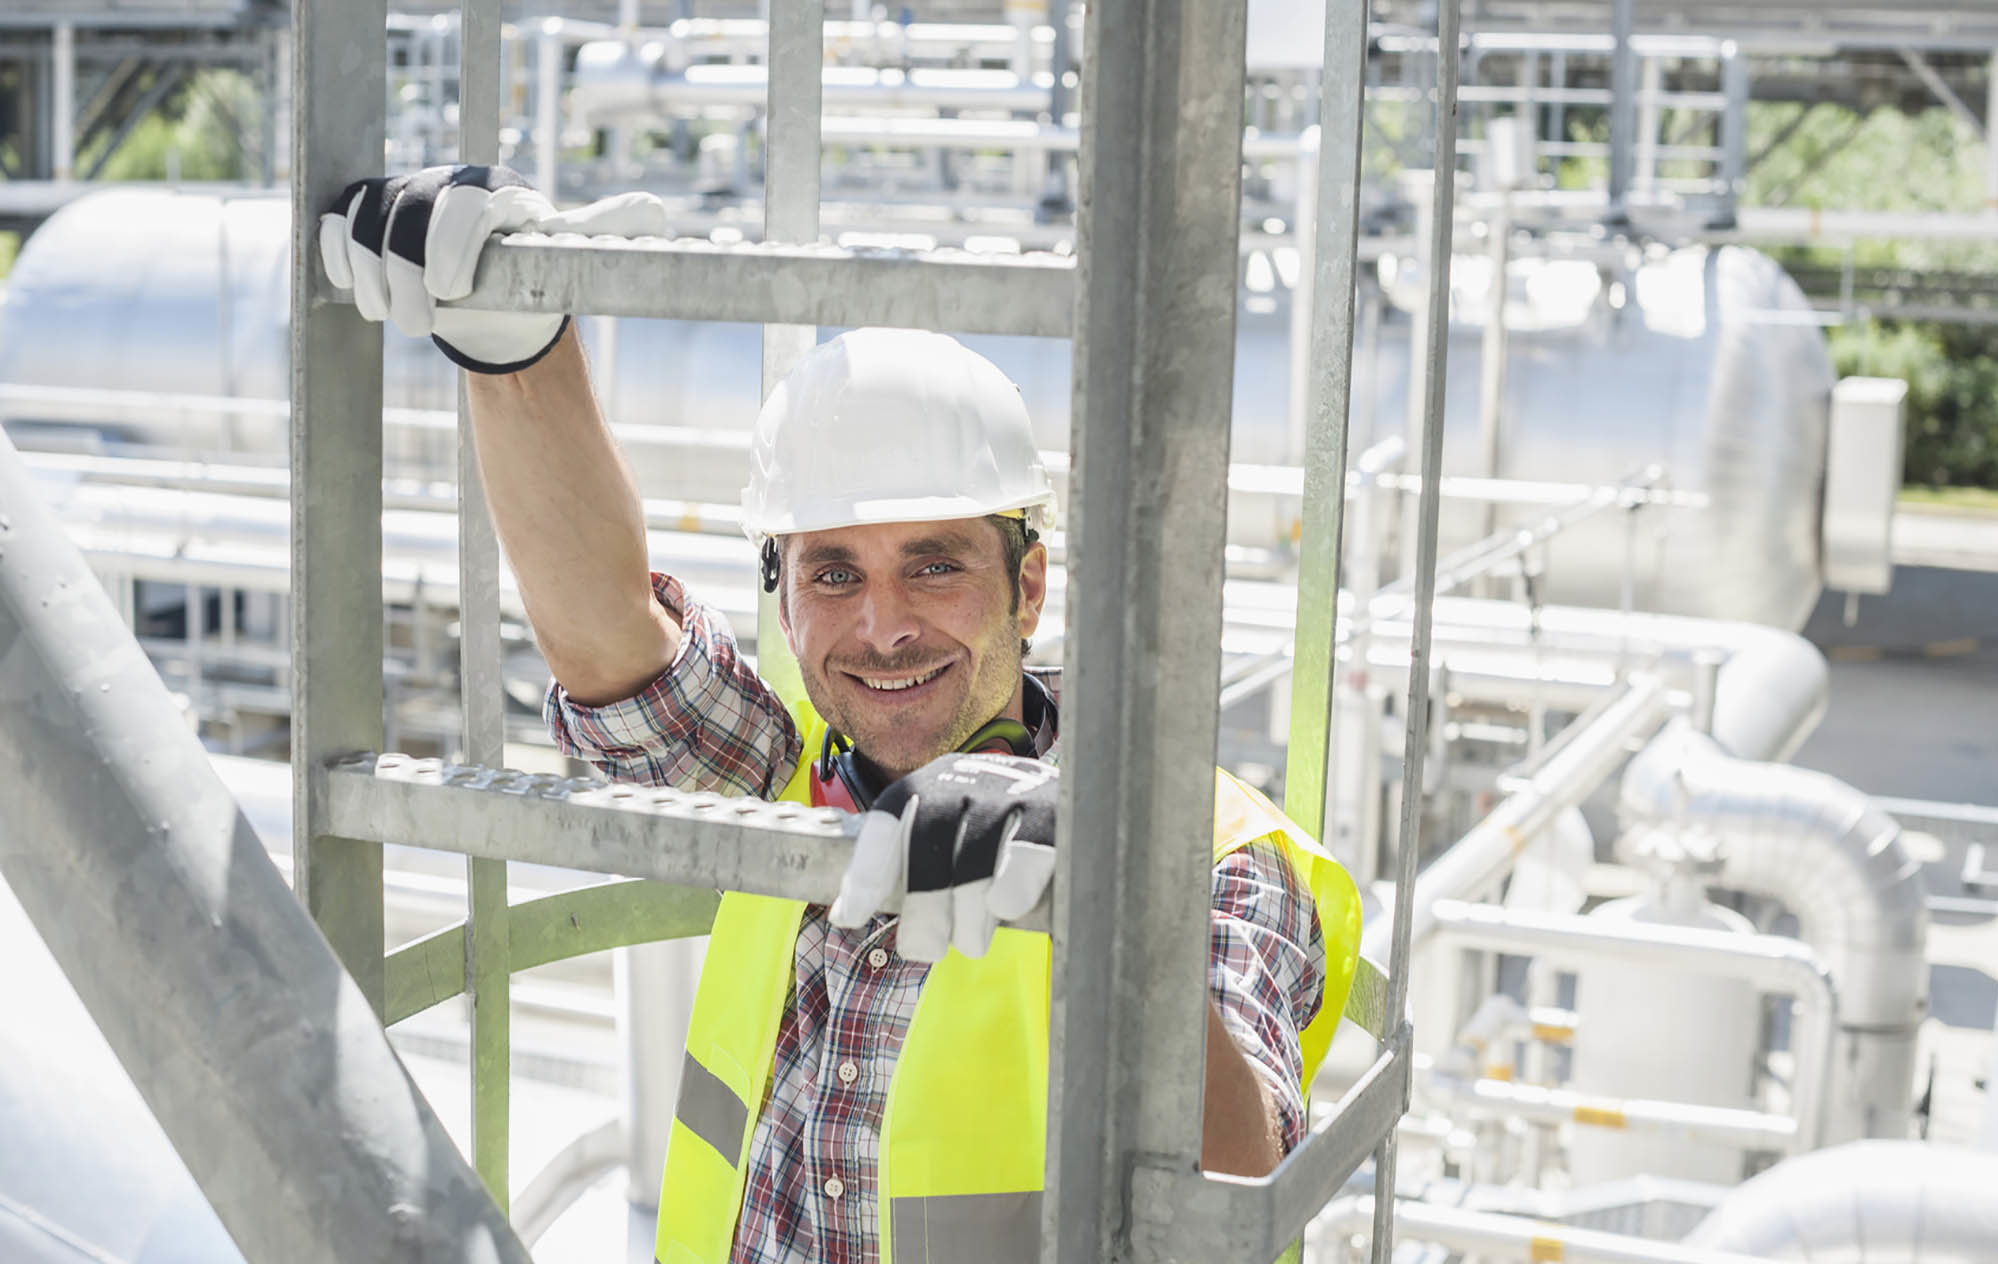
left=0, top=189, right=1834, bottom=628
left=1567, top=872, right=1764, bottom=1185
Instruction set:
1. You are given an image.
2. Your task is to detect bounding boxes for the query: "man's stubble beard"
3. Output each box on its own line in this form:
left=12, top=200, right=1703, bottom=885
left=801, top=612, right=1024, bottom=778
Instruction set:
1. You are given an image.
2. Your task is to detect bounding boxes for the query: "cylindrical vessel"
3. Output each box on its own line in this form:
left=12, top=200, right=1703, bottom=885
left=0, top=190, right=1834, bottom=628
left=1568, top=885, right=1762, bottom=1184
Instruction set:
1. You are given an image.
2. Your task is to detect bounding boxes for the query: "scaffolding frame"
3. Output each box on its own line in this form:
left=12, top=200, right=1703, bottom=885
left=286, top=0, right=1463, bottom=1260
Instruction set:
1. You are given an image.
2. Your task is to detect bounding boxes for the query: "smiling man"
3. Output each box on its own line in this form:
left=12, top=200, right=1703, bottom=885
left=321, top=167, right=1361, bottom=1264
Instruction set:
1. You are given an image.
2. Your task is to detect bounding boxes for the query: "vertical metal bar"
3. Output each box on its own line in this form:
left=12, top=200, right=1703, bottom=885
left=1634, top=55, right=1662, bottom=195
left=459, top=0, right=511, bottom=1207
left=1047, top=3, right=1248, bottom=1260
left=1476, top=200, right=1510, bottom=546
left=756, top=0, right=823, bottom=702
left=535, top=26, right=561, bottom=198
left=187, top=583, right=206, bottom=722
left=1607, top=0, right=1635, bottom=219
left=51, top=22, right=74, bottom=181
left=1720, top=45, right=1747, bottom=219
left=1042, top=0, right=1074, bottom=212
left=1986, top=50, right=1998, bottom=213
left=291, top=0, right=388, bottom=1016
left=1371, top=0, right=1460, bottom=1258
left=1283, top=0, right=1372, bottom=841
left=1548, top=51, right=1568, bottom=155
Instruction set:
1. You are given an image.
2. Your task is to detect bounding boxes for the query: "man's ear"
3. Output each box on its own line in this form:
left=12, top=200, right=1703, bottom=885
left=1017, top=540, right=1049, bottom=639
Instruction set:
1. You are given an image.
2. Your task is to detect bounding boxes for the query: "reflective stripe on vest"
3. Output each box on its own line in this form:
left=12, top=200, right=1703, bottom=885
left=656, top=698, right=1362, bottom=1264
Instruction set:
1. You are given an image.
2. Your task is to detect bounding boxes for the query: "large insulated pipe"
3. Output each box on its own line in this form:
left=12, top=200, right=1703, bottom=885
left=1682, top=1139, right=1998, bottom=1260
left=0, top=430, right=530, bottom=1264
left=1620, top=722, right=1928, bottom=1144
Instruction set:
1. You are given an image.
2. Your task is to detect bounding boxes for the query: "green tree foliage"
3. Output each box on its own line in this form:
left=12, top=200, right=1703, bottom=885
left=1745, top=101, right=1998, bottom=489
left=79, top=70, right=258, bottom=183
left=1830, top=321, right=1998, bottom=489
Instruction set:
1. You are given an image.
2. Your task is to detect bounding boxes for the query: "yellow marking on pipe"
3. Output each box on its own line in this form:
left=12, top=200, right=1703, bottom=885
left=1484, top=1064, right=1515, bottom=1082
left=1572, top=1104, right=1627, bottom=1129
left=678, top=507, right=705, bottom=533
left=1828, top=645, right=1883, bottom=662
left=1505, top=824, right=1528, bottom=855
left=1530, top=1022, right=1574, bottom=1044
left=1925, top=637, right=1979, bottom=658
left=1529, top=1235, right=1565, bottom=1262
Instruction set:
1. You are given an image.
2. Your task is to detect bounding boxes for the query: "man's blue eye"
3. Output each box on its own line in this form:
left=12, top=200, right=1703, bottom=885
left=818, top=568, right=858, bottom=585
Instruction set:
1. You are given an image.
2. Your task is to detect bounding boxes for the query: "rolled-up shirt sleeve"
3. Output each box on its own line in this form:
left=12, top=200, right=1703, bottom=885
left=1209, top=838, right=1327, bottom=1154
left=543, top=572, right=802, bottom=797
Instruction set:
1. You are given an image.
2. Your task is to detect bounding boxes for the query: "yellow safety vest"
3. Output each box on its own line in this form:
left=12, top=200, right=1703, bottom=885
left=655, top=699, right=1362, bottom=1264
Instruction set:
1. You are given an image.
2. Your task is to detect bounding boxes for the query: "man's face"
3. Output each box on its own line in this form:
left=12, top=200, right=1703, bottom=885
left=778, top=518, right=1048, bottom=780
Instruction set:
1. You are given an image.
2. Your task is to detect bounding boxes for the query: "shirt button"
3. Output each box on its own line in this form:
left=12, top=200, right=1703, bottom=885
left=837, top=1060, right=859, bottom=1084
left=867, top=947, right=890, bottom=969
left=824, top=1176, right=846, bottom=1199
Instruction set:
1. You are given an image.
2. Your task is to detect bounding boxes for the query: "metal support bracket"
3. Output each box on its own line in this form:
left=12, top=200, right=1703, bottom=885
left=1128, top=1024, right=1414, bottom=1264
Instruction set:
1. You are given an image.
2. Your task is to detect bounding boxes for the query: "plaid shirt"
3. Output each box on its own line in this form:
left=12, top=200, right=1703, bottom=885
left=547, top=574, right=1327, bottom=1264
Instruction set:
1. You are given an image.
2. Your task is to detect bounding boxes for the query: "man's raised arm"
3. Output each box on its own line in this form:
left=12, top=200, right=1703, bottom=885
left=318, top=167, right=679, bottom=705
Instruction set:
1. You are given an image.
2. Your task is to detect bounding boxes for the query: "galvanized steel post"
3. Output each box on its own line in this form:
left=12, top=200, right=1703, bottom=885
left=754, top=0, right=824, bottom=704
left=0, top=429, right=531, bottom=1264
left=1374, top=0, right=1463, bottom=1255
left=1607, top=0, right=1636, bottom=219
left=1283, top=0, right=1373, bottom=842
left=290, top=0, right=389, bottom=1013
left=458, top=0, right=514, bottom=1204
left=1046, top=2, right=1250, bottom=1259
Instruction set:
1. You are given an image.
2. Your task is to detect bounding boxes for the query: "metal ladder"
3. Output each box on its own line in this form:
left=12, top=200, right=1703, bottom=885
left=288, top=0, right=1464, bottom=1259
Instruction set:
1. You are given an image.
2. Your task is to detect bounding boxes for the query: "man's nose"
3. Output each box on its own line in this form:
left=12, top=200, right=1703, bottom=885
left=854, top=582, right=921, bottom=654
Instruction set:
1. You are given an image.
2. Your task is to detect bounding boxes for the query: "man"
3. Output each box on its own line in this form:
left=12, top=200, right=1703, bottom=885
left=321, top=167, right=1361, bottom=1264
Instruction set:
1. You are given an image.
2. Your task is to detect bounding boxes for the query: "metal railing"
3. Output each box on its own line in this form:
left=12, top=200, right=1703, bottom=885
left=286, top=0, right=1467, bottom=1259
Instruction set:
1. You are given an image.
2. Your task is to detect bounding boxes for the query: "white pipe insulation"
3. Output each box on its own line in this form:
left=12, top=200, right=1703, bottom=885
left=1682, top=1140, right=1998, bottom=1261
left=1620, top=723, right=1928, bottom=1144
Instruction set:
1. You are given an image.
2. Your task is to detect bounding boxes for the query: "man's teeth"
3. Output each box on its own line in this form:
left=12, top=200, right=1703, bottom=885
left=862, top=665, right=947, bottom=692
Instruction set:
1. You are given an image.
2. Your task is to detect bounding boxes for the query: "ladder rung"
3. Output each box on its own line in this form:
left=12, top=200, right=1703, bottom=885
left=320, top=753, right=1054, bottom=930
left=441, top=234, right=1076, bottom=337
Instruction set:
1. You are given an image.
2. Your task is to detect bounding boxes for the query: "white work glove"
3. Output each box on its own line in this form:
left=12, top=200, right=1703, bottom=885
left=319, top=164, right=669, bottom=374
left=830, top=753, right=1059, bottom=963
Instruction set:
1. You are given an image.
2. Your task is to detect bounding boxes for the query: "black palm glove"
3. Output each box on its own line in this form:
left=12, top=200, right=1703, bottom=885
left=318, top=164, right=668, bottom=373
left=830, top=753, right=1059, bottom=962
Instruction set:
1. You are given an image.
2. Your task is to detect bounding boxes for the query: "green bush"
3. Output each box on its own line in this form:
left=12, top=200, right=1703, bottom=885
left=1828, top=320, right=1998, bottom=489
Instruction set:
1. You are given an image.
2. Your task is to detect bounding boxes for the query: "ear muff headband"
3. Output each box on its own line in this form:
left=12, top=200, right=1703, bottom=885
left=819, top=715, right=1037, bottom=813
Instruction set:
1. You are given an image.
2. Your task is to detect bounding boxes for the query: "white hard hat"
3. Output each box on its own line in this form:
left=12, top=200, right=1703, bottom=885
left=741, top=328, right=1058, bottom=546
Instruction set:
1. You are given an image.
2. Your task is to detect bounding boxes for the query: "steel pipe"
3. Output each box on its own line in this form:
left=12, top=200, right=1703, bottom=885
left=1316, top=1197, right=1778, bottom=1264
left=0, top=429, right=528, bottom=1263
left=1621, top=724, right=1929, bottom=1144
left=1361, top=675, right=1672, bottom=963
left=1426, top=1076, right=1799, bottom=1151
left=1428, top=899, right=1837, bottom=1150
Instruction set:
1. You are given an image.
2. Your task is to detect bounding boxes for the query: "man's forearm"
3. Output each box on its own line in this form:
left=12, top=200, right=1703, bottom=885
left=464, top=322, right=678, bottom=704
left=1201, top=1000, right=1285, bottom=1177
